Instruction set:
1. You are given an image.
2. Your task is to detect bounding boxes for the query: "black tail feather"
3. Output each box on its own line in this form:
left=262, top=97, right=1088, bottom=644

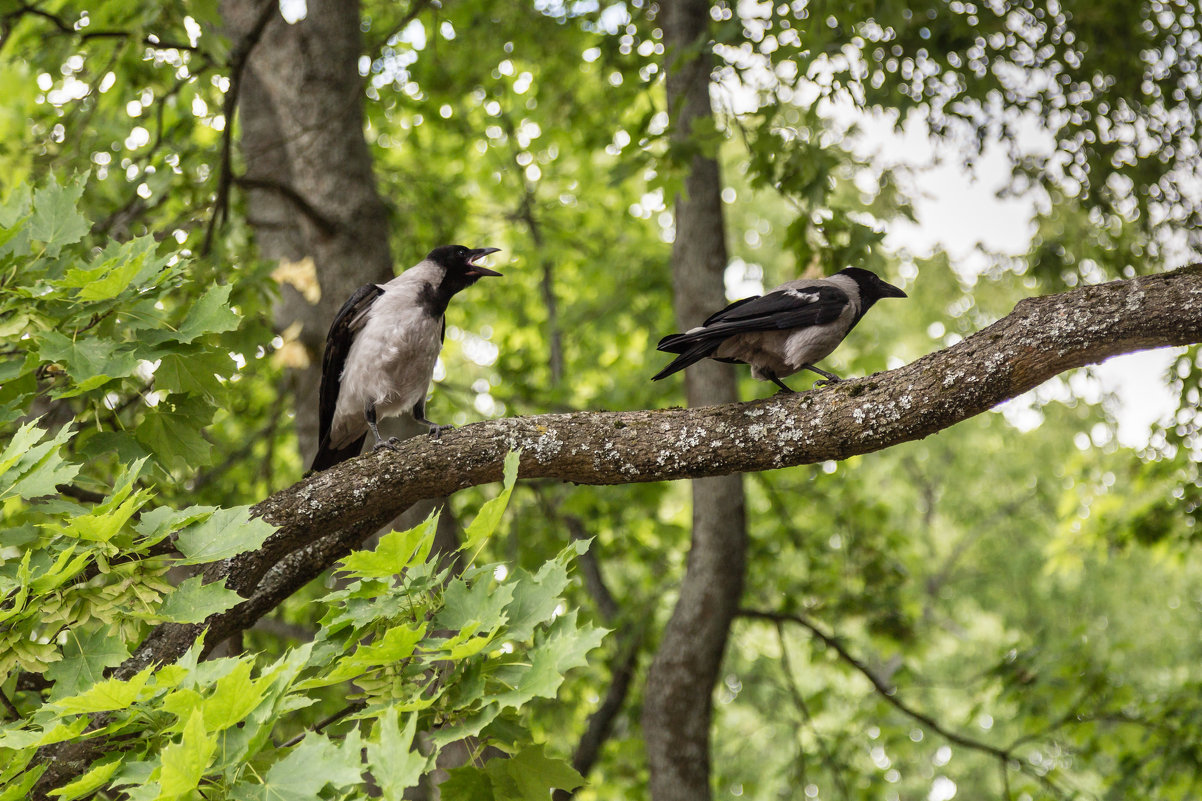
left=651, top=340, right=721, bottom=380
left=308, top=433, right=368, bottom=474
left=656, top=332, right=694, bottom=354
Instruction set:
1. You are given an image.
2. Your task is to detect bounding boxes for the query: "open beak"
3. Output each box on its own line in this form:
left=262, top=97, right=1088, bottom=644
left=466, top=247, right=502, bottom=277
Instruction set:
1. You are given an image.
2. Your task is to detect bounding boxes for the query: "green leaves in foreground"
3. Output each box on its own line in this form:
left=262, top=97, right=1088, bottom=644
left=1, top=450, right=606, bottom=800
left=0, top=176, right=258, bottom=479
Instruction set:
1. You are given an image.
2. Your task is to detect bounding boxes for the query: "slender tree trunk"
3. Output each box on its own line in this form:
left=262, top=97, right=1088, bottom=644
left=643, top=2, right=747, bottom=799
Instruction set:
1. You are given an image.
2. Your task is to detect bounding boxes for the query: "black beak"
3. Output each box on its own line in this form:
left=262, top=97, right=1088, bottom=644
left=880, top=280, right=907, bottom=299
left=466, top=247, right=502, bottom=277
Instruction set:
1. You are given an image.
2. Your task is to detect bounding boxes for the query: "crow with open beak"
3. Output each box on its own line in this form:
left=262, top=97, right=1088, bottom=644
left=310, top=245, right=502, bottom=472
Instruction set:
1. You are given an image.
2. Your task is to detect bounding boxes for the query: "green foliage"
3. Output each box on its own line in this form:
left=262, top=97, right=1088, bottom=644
left=2, top=434, right=602, bottom=799
left=0, top=186, right=600, bottom=798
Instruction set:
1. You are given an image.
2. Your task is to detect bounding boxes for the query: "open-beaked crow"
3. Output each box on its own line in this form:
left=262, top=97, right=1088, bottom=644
left=309, top=245, right=501, bottom=472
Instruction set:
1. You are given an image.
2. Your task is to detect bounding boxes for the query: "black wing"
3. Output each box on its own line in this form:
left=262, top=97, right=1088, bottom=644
left=651, top=284, right=850, bottom=381
left=657, top=284, right=849, bottom=353
left=701, top=284, right=849, bottom=331
left=310, top=283, right=383, bottom=471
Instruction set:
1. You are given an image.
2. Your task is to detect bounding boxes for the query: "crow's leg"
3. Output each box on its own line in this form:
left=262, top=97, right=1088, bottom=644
left=804, top=365, right=843, bottom=386
left=764, top=370, right=795, bottom=394
left=413, top=398, right=453, bottom=438
left=364, top=401, right=401, bottom=451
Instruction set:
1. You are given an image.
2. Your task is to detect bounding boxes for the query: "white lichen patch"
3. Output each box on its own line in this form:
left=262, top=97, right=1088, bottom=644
left=1125, top=284, right=1145, bottom=311
left=531, top=428, right=564, bottom=461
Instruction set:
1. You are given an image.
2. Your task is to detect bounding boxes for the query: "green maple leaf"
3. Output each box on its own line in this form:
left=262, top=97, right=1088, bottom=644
left=0, top=420, right=79, bottom=501
left=154, top=351, right=232, bottom=397
left=37, top=332, right=139, bottom=387
left=53, top=665, right=153, bottom=714
left=201, top=659, right=266, bottom=732
left=175, top=284, right=239, bottom=343
left=174, top=506, right=274, bottom=565
left=45, top=754, right=123, bottom=801
left=502, top=560, right=570, bottom=643
left=441, top=745, right=583, bottom=801
left=495, top=611, right=606, bottom=709
left=435, top=574, right=514, bottom=632
left=247, top=734, right=362, bottom=801
left=367, top=708, right=428, bottom=800
left=158, top=575, right=243, bottom=624
left=45, top=627, right=131, bottom=699
left=134, top=396, right=216, bottom=472
left=338, top=513, right=437, bottom=579
left=462, top=450, right=521, bottom=555
left=500, top=745, right=584, bottom=800
left=29, top=176, right=89, bottom=257
left=159, top=709, right=215, bottom=801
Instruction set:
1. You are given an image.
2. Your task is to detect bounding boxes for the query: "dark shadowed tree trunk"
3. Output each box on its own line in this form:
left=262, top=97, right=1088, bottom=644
left=643, top=1, right=747, bottom=799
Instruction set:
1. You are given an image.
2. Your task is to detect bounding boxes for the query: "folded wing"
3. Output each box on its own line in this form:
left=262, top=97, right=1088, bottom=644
left=311, top=283, right=385, bottom=472
left=652, top=284, right=849, bottom=379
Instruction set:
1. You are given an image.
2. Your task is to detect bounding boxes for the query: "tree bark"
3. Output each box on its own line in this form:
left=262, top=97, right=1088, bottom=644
left=32, top=265, right=1202, bottom=797
left=644, top=1, right=745, bottom=799
left=219, top=0, right=394, bottom=461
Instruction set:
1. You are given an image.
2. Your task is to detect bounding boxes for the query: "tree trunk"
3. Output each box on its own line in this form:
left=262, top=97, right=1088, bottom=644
left=219, top=0, right=393, bottom=462
left=644, top=2, right=746, bottom=799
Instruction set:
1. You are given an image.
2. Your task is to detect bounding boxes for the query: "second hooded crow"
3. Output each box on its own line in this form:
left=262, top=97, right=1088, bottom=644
left=309, top=245, right=502, bottom=472
left=652, top=267, right=906, bottom=392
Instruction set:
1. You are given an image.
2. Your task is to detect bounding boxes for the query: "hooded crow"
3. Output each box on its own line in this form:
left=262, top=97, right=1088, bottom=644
left=652, top=267, right=906, bottom=392
left=309, top=245, right=502, bottom=472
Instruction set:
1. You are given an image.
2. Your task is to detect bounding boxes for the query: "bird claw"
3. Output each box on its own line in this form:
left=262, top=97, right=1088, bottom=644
left=814, top=376, right=843, bottom=388
left=373, top=436, right=402, bottom=452
left=428, top=424, right=454, bottom=438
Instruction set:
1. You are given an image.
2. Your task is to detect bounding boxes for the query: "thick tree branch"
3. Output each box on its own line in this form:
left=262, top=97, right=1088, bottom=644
left=145, top=266, right=1202, bottom=671
left=34, top=266, right=1202, bottom=796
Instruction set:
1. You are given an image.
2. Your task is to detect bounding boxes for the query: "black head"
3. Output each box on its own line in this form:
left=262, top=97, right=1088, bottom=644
left=414, top=245, right=502, bottom=318
left=426, top=244, right=503, bottom=295
left=427, top=244, right=502, bottom=278
left=837, top=267, right=907, bottom=302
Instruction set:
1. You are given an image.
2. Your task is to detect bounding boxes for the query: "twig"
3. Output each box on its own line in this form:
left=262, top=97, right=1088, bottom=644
left=0, top=688, right=20, bottom=720
left=233, top=176, right=340, bottom=235
left=55, top=483, right=106, bottom=505
left=740, top=609, right=1013, bottom=759
left=280, top=701, right=364, bottom=748
left=6, top=4, right=200, bottom=52
left=365, top=0, right=436, bottom=62
left=740, top=608, right=1079, bottom=799
left=202, top=0, right=279, bottom=256
left=774, top=621, right=849, bottom=801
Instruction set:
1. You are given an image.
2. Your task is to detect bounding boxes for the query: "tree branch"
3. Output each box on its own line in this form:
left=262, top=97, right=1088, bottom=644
left=33, top=266, right=1202, bottom=797
left=743, top=608, right=1076, bottom=798
left=137, top=266, right=1202, bottom=670
left=201, top=0, right=279, bottom=256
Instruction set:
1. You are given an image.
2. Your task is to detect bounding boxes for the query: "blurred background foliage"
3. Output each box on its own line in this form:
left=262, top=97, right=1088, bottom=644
left=2, top=0, right=1201, bottom=798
